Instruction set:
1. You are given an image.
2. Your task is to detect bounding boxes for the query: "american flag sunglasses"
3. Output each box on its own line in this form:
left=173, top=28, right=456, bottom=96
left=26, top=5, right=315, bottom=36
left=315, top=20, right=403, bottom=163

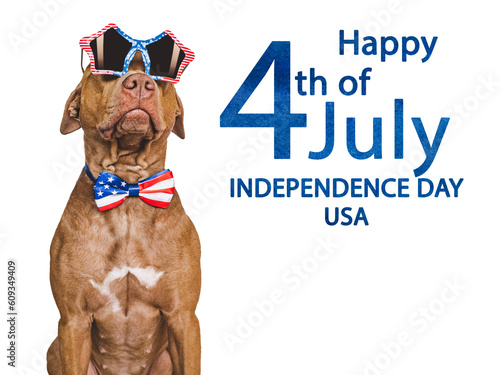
left=79, top=23, right=195, bottom=84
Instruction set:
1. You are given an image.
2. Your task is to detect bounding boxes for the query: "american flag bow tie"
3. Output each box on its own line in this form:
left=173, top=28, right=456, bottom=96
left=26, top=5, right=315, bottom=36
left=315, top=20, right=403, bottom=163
left=92, top=169, right=175, bottom=211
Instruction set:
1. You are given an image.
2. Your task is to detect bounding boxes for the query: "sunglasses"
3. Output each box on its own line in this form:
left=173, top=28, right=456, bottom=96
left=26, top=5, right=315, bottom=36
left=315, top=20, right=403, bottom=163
left=80, top=23, right=194, bottom=84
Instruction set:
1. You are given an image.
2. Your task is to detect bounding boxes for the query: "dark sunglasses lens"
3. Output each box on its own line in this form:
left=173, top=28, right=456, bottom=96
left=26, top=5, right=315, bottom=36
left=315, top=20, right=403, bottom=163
left=90, top=28, right=132, bottom=72
left=147, top=35, right=186, bottom=79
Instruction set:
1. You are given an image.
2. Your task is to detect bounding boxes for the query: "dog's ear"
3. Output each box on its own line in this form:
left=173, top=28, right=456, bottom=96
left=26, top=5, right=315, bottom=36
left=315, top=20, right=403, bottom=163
left=60, top=82, right=82, bottom=135
left=172, top=91, right=185, bottom=139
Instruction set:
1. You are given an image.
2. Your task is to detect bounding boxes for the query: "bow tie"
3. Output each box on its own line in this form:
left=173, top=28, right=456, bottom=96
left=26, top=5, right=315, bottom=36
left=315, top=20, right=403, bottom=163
left=85, top=164, right=175, bottom=211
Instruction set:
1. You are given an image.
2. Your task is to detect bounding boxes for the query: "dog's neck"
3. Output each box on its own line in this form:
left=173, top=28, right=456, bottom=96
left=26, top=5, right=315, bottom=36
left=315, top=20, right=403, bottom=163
left=84, top=129, right=169, bottom=184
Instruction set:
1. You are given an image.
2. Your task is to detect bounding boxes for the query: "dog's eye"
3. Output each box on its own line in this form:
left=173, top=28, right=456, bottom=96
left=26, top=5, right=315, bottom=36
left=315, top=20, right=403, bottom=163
left=154, top=80, right=166, bottom=88
left=101, top=75, right=120, bottom=82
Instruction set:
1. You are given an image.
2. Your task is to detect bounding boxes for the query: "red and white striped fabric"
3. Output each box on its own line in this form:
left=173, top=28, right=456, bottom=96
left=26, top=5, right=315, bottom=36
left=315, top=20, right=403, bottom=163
left=93, top=169, right=175, bottom=211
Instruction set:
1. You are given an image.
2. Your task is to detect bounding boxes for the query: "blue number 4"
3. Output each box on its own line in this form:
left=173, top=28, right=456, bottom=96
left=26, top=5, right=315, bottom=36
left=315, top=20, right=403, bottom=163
left=220, top=42, right=307, bottom=159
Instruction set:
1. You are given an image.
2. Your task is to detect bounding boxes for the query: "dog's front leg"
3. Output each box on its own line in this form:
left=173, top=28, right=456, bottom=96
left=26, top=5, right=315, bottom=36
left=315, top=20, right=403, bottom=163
left=166, top=311, right=201, bottom=375
left=58, top=314, right=93, bottom=375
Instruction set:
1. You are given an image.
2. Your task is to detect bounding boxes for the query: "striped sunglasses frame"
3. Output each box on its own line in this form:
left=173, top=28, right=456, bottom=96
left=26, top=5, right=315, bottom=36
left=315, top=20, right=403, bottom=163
left=79, top=23, right=194, bottom=84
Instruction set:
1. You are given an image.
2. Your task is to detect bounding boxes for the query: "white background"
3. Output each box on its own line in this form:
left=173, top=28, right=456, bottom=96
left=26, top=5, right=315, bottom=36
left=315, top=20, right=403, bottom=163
left=1, top=0, right=499, bottom=374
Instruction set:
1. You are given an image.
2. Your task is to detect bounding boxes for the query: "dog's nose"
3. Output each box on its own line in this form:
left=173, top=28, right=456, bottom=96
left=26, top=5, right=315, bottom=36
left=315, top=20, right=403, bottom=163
left=122, top=73, right=155, bottom=99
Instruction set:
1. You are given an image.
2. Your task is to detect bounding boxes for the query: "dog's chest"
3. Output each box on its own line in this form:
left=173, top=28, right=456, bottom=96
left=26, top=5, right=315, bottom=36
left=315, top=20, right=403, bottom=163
left=89, top=265, right=164, bottom=315
left=83, top=200, right=177, bottom=316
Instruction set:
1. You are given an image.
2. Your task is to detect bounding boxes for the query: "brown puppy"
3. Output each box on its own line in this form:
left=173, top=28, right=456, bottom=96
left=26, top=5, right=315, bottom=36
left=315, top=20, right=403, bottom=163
left=47, top=52, right=201, bottom=375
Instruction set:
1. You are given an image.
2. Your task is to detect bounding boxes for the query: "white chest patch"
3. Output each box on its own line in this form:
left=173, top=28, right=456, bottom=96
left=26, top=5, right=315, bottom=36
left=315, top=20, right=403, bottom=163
left=90, top=266, right=164, bottom=313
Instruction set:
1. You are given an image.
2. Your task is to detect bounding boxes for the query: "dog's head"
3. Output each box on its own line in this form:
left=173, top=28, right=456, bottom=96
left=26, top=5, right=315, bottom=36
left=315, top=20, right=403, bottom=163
left=61, top=51, right=184, bottom=147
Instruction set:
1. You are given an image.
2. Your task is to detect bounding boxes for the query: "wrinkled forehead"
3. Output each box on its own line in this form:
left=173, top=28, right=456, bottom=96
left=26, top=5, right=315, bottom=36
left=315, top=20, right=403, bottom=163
left=128, top=51, right=147, bottom=72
